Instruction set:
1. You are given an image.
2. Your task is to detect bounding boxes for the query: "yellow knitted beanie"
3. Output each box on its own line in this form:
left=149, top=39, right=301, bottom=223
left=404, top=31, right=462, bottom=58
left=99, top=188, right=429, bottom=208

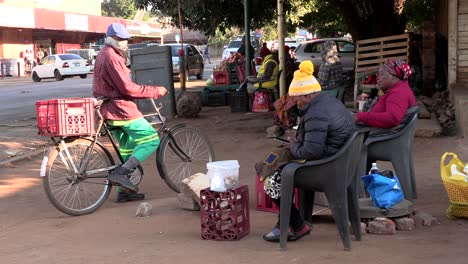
left=288, top=60, right=321, bottom=96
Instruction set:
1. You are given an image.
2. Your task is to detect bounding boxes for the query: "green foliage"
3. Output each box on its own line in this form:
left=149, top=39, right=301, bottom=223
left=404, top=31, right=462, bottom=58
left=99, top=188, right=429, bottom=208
left=262, top=23, right=278, bottom=41
left=403, top=0, right=435, bottom=32
left=301, top=1, right=347, bottom=38
left=208, top=27, right=240, bottom=45
left=101, top=0, right=137, bottom=19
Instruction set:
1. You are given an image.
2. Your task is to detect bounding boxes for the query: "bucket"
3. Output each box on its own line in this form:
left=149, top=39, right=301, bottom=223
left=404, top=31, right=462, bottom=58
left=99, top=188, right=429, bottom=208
left=207, top=160, right=240, bottom=189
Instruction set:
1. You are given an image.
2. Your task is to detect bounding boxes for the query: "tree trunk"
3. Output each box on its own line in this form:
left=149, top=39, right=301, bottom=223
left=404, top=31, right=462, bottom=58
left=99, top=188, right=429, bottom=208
left=330, top=0, right=407, bottom=41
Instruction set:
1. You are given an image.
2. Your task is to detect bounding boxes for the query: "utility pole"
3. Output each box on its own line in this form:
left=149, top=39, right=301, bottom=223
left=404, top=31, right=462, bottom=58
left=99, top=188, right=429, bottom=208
left=244, top=0, right=251, bottom=76
left=178, top=0, right=186, bottom=91
left=277, top=0, right=286, bottom=97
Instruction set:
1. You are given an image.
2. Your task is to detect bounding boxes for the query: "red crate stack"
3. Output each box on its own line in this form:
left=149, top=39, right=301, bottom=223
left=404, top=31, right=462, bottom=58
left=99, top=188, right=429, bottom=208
left=213, top=70, right=230, bottom=85
left=36, top=98, right=95, bottom=137
left=200, top=185, right=250, bottom=241
left=255, top=174, right=299, bottom=213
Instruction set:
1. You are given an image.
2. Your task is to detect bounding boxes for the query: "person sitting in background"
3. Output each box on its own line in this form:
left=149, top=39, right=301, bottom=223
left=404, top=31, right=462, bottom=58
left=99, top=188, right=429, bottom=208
left=317, top=41, right=343, bottom=90
left=259, top=42, right=271, bottom=58
left=237, top=36, right=255, bottom=58
left=246, top=51, right=279, bottom=94
left=356, top=59, right=417, bottom=129
left=257, top=60, right=356, bottom=242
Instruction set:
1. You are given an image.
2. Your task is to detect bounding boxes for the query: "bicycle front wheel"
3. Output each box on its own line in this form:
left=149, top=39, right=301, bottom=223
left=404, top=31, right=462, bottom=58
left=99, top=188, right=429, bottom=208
left=43, top=139, right=114, bottom=216
left=156, top=125, right=215, bottom=192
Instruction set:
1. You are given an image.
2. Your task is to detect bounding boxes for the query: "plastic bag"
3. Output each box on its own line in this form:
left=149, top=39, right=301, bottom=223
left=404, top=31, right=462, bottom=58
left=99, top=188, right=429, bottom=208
left=210, top=174, right=226, bottom=192
left=361, top=173, right=404, bottom=209
left=440, top=152, right=468, bottom=218
left=207, top=160, right=240, bottom=191
left=252, top=91, right=270, bottom=113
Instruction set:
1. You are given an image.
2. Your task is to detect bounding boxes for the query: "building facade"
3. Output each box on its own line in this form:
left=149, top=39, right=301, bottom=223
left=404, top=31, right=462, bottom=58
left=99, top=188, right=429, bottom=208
left=0, top=0, right=163, bottom=63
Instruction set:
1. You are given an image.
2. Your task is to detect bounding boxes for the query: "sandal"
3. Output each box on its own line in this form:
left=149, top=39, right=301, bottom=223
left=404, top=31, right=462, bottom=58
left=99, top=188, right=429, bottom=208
left=262, top=226, right=294, bottom=242
left=288, top=222, right=312, bottom=242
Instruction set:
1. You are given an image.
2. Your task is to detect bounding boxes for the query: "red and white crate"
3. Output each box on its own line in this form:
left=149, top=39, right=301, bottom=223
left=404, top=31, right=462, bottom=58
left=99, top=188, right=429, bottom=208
left=200, top=185, right=250, bottom=241
left=36, top=98, right=95, bottom=137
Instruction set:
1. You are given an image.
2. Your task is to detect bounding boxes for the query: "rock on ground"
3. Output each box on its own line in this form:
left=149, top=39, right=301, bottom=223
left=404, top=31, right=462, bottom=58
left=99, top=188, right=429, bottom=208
left=367, top=217, right=396, bottom=235
left=180, top=173, right=210, bottom=204
left=135, top=202, right=152, bottom=217
left=412, top=212, right=440, bottom=227
left=394, top=217, right=415, bottom=231
left=176, top=91, right=202, bottom=118
left=177, top=193, right=200, bottom=211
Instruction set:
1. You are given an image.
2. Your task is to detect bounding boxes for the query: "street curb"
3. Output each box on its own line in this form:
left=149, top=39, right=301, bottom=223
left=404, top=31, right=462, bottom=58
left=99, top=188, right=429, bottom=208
left=0, top=144, right=50, bottom=168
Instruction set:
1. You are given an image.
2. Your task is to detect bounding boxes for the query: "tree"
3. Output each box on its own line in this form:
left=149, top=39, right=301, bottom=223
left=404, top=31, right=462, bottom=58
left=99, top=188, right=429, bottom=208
left=102, top=0, right=137, bottom=19
left=136, top=0, right=433, bottom=41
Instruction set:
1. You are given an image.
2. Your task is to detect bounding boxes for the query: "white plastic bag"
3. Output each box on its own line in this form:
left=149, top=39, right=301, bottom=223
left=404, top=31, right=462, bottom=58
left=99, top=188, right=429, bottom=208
left=210, top=174, right=226, bottom=192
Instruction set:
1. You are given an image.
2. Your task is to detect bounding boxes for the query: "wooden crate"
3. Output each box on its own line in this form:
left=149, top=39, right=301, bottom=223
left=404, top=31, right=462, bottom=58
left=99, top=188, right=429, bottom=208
left=354, top=34, right=411, bottom=102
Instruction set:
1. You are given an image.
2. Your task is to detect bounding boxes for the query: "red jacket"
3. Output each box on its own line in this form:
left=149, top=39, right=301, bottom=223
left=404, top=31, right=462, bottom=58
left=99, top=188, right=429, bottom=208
left=357, top=81, right=416, bottom=128
left=93, top=44, right=165, bottom=120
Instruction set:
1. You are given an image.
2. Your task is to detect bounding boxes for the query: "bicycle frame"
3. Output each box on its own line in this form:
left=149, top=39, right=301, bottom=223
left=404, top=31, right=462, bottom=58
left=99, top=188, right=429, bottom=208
left=46, top=98, right=192, bottom=179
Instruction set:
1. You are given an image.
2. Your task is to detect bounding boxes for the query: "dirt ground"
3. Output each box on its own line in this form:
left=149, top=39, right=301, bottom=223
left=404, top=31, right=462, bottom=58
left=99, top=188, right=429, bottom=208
left=0, top=106, right=467, bottom=264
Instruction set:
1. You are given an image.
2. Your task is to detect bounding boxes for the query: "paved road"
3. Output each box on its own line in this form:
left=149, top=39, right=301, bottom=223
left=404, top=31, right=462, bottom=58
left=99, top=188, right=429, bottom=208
left=0, top=59, right=220, bottom=124
left=0, top=77, right=94, bottom=123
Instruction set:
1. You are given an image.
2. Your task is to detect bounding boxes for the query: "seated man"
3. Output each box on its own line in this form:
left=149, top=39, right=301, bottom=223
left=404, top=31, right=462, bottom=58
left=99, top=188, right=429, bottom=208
left=356, top=59, right=416, bottom=129
left=246, top=51, right=279, bottom=94
left=260, top=60, right=356, bottom=242
left=317, top=41, right=343, bottom=90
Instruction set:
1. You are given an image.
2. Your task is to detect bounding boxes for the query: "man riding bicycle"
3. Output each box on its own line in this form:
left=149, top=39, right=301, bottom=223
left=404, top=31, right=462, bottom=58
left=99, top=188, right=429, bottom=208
left=93, top=23, right=167, bottom=201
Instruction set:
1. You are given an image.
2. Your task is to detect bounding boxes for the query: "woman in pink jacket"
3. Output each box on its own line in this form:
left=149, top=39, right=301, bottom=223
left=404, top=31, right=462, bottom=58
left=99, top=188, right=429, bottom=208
left=357, top=59, right=416, bottom=129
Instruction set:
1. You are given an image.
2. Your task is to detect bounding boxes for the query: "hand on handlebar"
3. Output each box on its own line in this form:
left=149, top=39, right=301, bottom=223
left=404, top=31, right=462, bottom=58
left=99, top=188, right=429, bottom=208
left=156, top=87, right=168, bottom=98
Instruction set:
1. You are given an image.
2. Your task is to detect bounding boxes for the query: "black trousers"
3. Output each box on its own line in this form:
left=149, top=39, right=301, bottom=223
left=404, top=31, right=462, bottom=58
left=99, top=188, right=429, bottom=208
left=272, top=197, right=304, bottom=231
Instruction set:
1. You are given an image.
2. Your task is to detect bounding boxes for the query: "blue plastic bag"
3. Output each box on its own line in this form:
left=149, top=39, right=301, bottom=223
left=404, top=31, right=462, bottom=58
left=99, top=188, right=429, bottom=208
left=361, top=174, right=404, bottom=209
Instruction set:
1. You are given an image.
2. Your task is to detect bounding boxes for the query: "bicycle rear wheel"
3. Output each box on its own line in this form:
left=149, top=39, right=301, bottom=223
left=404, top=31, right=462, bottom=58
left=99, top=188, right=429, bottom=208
left=43, top=139, right=114, bottom=216
left=156, top=125, right=215, bottom=192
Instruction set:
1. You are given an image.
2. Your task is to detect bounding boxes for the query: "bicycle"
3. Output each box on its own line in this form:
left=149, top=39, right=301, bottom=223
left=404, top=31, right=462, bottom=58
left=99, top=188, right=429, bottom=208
left=39, top=98, right=215, bottom=216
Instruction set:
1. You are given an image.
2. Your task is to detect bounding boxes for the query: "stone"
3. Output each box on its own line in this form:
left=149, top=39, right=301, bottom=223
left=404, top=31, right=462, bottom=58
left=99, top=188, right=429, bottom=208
left=394, top=217, right=415, bottom=231
left=135, top=202, right=152, bottom=217
left=367, top=217, right=396, bottom=235
left=350, top=222, right=367, bottom=236
left=412, top=212, right=440, bottom=227
left=177, top=193, right=200, bottom=211
left=176, top=91, right=202, bottom=118
left=415, top=116, right=442, bottom=137
left=180, top=173, right=210, bottom=204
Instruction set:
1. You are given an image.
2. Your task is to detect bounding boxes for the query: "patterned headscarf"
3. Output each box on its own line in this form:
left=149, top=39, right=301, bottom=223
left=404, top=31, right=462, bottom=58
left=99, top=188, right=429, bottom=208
left=381, top=59, right=412, bottom=80
left=320, top=41, right=339, bottom=64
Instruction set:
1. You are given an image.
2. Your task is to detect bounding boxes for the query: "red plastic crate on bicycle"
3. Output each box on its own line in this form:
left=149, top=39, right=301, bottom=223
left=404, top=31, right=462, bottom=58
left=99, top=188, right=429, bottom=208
left=36, top=98, right=95, bottom=136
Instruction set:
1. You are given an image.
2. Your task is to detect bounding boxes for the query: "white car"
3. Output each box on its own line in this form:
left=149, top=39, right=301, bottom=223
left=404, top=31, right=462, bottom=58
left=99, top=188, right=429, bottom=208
left=32, top=54, right=91, bottom=82
left=222, top=36, right=260, bottom=60
left=294, top=38, right=355, bottom=72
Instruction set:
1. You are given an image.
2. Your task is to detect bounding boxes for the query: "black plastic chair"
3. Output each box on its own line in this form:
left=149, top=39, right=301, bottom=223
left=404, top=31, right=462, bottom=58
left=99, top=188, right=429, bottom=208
left=279, top=130, right=366, bottom=250
left=358, top=109, right=419, bottom=200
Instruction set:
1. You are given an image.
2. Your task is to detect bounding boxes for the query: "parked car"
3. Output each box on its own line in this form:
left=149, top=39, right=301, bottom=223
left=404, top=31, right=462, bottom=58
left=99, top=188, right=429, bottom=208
left=128, top=42, right=159, bottom=50
left=31, top=54, right=91, bottom=82
left=294, top=38, right=355, bottom=73
left=65, top=49, right=97, bottom=71
left=222, top=36, right=260, bottom=60
left=162, top=43, right=204, bottom=81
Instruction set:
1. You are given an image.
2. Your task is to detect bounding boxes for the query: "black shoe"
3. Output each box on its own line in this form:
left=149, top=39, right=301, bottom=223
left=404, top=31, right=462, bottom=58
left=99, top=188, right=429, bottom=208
left=108, top=166, right=138, bottom=193
left=116, top=192, right=145, bottom=203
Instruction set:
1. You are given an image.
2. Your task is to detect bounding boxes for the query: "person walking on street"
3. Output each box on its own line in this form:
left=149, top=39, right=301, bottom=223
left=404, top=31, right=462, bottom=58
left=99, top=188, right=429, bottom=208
left=92, top=23, right=167, bottom=202
left=36, top=49, right=44, bottom=64
left=204, top=44, right=211, bottom=64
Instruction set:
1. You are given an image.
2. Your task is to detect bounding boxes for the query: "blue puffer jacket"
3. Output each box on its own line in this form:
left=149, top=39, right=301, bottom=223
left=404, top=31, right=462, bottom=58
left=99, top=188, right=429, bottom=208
left=290, top=93, right=356, bottom=160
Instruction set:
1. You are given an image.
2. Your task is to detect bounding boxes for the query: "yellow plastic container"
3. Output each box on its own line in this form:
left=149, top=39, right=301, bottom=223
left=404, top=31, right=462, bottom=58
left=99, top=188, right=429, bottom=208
left=440, top=152, right=468, bottom=218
